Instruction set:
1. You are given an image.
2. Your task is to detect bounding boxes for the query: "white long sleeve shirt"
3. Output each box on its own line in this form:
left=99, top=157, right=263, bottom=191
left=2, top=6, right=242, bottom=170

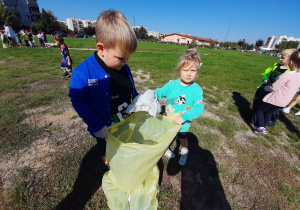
left=4, top=26, right=15, bottom=38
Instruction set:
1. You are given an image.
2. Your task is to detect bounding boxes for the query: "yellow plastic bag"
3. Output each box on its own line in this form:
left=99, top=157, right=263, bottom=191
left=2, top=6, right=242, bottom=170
left=102, top=112, right=181, bottom=209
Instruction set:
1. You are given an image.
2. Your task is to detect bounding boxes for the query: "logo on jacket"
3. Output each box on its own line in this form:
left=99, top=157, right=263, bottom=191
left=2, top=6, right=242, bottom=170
left=88, top=79, right=98, bottom=86
left=175, top=95, right=186, bottom=105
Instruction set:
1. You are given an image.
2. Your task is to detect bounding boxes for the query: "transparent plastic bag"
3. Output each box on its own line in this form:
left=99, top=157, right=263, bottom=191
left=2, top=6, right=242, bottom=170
left=126, top=90, right=161, bottom=117
left=102, top=112, right=180, bottom=209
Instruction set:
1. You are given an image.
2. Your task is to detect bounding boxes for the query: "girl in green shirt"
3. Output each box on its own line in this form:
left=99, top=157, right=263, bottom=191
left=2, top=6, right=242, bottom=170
left=155, top=52, right=204, bottom=166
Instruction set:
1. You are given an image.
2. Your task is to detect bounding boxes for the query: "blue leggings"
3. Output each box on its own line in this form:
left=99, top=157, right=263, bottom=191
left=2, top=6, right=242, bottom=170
left=256, top=102, right=281, bottom=127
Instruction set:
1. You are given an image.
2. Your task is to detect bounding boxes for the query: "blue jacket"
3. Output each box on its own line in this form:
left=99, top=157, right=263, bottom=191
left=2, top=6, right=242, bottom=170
left=69, top=53, right=138, bottom=136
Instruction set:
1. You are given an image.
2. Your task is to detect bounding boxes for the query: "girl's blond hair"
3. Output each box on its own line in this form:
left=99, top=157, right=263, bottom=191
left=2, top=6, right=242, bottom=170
left=176, top=52, right=202, bottom=76
left=282, top=48, right=297, bottom=57
left=96, top=10, right=137, bottom=54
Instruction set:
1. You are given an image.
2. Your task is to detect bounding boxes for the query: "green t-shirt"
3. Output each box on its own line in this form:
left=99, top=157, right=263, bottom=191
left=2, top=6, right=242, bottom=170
left=155, top=79, right=204, bottom=132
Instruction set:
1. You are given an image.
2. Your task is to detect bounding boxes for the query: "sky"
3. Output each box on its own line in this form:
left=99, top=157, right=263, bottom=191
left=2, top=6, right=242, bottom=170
left=38, top=0, right=300, bottom=44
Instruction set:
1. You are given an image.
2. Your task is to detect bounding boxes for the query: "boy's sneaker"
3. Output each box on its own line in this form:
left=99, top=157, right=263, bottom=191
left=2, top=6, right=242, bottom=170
left=164, top=149, right=175, bottom=159
left=179, top=149, right=189, bottom=166
left=295, top=111, right=300, bottom=116
left=253, top=127, right=267, bottom=134
left=61, top=73, right=70, bottom=78
left=281, top=107, right=290, bottom=113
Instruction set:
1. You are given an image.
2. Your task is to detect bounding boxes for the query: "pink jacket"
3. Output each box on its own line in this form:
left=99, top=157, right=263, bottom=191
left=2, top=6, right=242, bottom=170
left=263, top=71, right=300, bottom=107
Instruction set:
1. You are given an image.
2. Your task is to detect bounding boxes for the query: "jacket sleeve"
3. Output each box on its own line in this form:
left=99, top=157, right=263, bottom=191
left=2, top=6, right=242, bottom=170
left=69, top=72, right=105, bottom=135
left=155, top=81, right=172, bottom=100
left=181, top=87, right=204, bottom=121
left=261, top=63, right=277, bottom=80
left=267, top=73, right=288, bottom=92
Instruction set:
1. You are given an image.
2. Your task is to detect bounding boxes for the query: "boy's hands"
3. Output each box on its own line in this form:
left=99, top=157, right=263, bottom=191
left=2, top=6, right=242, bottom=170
left=102, top=156, right=109, bottom=166
left=94, top=126, right=108, bottom=140
left=173, top=116, right=184, bottom=125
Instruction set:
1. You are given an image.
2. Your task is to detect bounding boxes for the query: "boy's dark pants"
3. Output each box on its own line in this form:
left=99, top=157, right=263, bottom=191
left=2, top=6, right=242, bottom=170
left=96, top=137, right=106, bottom=157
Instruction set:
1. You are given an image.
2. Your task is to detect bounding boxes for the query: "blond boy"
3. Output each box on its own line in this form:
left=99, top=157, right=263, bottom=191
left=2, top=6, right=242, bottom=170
left=69, top=10, right=138, bottom=166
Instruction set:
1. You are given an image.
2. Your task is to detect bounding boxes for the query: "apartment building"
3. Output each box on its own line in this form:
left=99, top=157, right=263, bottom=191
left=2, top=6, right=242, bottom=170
left=162, top=33, right=219, bottom=47
left=147, top=31, right=166, bottom=39
left=66, top=18, right=96, bottom=32
left=264, top=35, right=300, bottom=50
left=1, top=0, right=40, bottom=27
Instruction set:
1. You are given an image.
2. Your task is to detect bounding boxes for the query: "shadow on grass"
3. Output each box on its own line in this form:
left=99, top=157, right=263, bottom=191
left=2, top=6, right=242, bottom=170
left=278, top=112, right=300, bottom=138
left=165, top=133, right=231, bottom=210
left=55, top=145, right=108, bottom=210
left=232, top=91, right=254, bottom=129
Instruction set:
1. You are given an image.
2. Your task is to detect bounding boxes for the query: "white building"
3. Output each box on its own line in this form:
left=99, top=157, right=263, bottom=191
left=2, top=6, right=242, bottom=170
left=264, top=35, right=300, bottom=50
left=1, top=0, right=40, bottom=27
left=66, top=18, right=95, bottom=32
left=147, top=31, right=166, bottom=39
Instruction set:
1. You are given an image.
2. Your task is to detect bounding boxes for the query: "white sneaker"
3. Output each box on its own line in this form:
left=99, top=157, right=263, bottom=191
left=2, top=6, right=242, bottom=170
left=295, top=111, right=300, bottom=116
left=281, top=107, right=290, bottom=113
left=164, top=149, right=175, bottom=158
left=179, top=149, right=189, bottom=166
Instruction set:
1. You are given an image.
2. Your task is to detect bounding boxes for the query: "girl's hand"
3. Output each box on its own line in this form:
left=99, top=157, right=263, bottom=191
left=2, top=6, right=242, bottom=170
left=101, top=156, right=109, bottom=166
left=173, top=116, right=184, bottom=125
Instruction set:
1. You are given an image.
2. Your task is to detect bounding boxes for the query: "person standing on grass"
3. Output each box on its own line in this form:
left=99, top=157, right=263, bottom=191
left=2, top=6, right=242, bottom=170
left=155, top=52, right=204, bottom=166
left=253, top=50, right=300, bottom=134
left=37, top=31, right=45, bottom=47
left=42, top=32, right=47, bottom=46
left=28, top=31, right=34, bottom=47
left=68, top=10, right=139, bottom=166
left=21, top=30, right=29, bottom=47
left=0, top=31, right=9, bottom=48
left=47, top=34, right=73, bottom=78
left=15, top=31, right=23, bottom=47
left=31, top=33, right=36, bottom=47
left=3, top=22, right=16, bottom=47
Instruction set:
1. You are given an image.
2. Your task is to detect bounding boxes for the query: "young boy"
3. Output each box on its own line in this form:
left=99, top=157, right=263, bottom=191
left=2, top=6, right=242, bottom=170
left=48, top=34, right=73, bottom=78
left=68, top=10, right=138, bottom=166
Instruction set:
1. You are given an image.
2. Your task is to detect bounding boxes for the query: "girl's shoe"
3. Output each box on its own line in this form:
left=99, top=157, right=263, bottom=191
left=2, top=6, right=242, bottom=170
left=281, top=107, right=290, bottom=113
left=179, top=149, right=189, bottom=166
left=164, top=149, right=175, bottom=159
left=253, top=127, right=267, bottom=134
left=295, top=111, right=300, bottom=116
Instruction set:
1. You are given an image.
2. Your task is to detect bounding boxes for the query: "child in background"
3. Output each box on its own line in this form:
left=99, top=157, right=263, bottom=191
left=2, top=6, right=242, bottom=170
left=0, top=31, right=9, bottom=48
left=68, top=10, right=138, bottom=166
left=42, top=32, right=47, bottom=45
left=186, top=45, right=197, bottom=53
left=28, top=31, right=34, bottom=47
left=48, top=34, right=73, bottom=78
left=254, top=50, right=300, bottom=134
left=281, top=92, right=300, bottom=115
left=32, top=33, right=36, bottom=47
left=253, top=49, right=297, bottom=110
left=37, top=31, right=45, bottom=47
left=16, top=32, right=23, bottom=47
left=155, top=52, right=204, bottom=166
left=21, top=30, right=29, bottom=47
left=3, top=22, right=16, bottom=47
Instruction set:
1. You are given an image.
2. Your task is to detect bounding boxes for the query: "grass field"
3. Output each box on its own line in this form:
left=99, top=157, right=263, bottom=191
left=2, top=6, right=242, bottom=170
left=0, top=39, right=299, bottom=209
